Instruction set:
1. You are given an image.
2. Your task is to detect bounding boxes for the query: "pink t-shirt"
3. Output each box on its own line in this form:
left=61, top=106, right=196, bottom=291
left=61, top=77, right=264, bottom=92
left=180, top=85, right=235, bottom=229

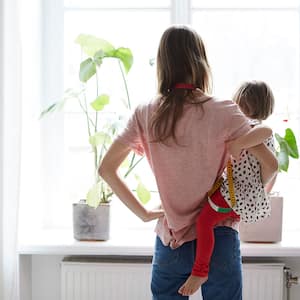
left=117, top=96, right=250, bottom=248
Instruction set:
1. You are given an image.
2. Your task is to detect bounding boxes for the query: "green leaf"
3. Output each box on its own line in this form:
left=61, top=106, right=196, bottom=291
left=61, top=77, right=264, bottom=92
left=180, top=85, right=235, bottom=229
left=40, top=101, right=64, bottom=118
left=136, top=182, right=151, bottom=205
left=86, top=183, right=101, bottom=208
left=94, top=50, right=105, bottom=66
left=89, top=132, right=112, bottom=147
left=90, top=94, right=110, bottom=111
left=107, top=48, right=133, bottom=73
left=79, top=58, right=96, bottom=82
left=284, top=128, right=299, bottom=159
left=275, top=133, right=284, bottom=144
left=149, top=58, right=155, bottom=66
left=39, top=88, right=84, bottom=118
left=75, top=34, right=115, bottom=57
left=277, top=142, right=289, bottom=172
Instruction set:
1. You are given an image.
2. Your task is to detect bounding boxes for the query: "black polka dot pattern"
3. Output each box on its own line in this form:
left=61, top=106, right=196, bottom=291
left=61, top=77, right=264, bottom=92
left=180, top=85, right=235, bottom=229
left=220, top=136, right=275, bottom=223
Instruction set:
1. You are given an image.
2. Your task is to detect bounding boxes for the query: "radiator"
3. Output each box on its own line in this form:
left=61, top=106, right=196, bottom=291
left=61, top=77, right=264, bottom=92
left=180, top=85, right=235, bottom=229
left=242, top=263, right=286, bottom=300
left=61, top=258, right=286, bottom=300
left=61, top=257, right=152, bottom=300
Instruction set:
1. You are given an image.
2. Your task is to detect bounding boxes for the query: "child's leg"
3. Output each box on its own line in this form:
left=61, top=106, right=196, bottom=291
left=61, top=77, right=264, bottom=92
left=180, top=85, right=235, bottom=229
left=178, top=190, right=238, bottom=296
left=193, top=190, right=237, bottom=276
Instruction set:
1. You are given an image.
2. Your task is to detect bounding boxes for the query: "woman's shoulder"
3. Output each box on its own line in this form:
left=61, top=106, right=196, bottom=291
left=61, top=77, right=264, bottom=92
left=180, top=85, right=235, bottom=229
left=203, top=97, right=241, bottom=116
left=208, top=97, right=237, bottom=108
left=130, top=96, right=160, bottom=121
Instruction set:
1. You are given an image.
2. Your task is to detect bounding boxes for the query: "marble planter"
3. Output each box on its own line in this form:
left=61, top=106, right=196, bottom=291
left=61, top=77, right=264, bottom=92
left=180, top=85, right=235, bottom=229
left=73, top=200, right=110, bottom=241
left=239, top=194, right=283, bottom=243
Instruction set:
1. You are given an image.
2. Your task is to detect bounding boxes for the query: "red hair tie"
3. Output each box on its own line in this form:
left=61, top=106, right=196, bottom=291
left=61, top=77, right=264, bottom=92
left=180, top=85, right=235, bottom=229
left=174, top=83, right=196, bottom=90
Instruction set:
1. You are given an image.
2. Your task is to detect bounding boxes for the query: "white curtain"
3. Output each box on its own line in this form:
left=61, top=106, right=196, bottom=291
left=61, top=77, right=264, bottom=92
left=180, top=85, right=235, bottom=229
left=0, top=0, right=22, bottom=299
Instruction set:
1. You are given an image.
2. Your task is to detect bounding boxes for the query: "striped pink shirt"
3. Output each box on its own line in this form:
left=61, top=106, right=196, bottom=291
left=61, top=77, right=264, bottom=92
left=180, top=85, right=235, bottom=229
left=117, top=96, right=250, bottom=248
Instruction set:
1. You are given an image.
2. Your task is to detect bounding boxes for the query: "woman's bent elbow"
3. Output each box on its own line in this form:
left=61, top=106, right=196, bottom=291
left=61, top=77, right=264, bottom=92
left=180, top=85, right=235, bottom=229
left=98, top=161, right=108, bottom=180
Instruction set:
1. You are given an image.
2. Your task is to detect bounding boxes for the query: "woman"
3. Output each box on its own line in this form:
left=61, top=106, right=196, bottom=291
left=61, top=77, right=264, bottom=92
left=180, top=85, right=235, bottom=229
left=99, top=25, right=277, bottom=299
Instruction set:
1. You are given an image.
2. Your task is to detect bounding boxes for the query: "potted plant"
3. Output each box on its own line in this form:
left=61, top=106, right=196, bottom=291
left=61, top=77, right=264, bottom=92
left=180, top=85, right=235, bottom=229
left=40, top=34, right=150, bottom=240
left=239, top=126, right=299, bottom=242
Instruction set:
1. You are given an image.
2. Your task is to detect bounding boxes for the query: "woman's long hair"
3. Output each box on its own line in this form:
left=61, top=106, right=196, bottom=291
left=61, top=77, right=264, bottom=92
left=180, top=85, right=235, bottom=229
left=151, top=25, right=212, bottom=144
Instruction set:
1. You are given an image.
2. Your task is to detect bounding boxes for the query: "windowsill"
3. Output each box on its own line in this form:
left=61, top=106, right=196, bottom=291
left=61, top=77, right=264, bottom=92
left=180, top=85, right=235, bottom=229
left=18, top=228, right=300, bottom=257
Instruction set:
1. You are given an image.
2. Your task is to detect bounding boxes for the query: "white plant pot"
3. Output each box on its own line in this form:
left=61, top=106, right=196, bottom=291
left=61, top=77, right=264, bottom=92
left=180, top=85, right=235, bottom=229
left=73, top=200, right=110, bottom=241
left=239, top=194, right=283, bottom=243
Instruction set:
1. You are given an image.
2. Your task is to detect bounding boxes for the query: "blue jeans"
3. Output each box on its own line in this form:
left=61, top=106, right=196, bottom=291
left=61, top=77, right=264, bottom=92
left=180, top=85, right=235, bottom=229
left=151, top=226, right=242, bottom=300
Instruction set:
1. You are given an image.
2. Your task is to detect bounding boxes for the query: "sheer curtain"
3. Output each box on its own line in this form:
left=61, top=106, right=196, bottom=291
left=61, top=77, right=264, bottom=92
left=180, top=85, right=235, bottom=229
left=0, top=0, right=22, bottom=299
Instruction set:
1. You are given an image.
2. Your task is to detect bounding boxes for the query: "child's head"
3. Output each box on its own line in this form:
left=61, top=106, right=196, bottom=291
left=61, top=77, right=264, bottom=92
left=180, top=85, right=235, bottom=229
left=156, top=25, right=212, bottom=95
left=233, top=81, right=274, bottom=121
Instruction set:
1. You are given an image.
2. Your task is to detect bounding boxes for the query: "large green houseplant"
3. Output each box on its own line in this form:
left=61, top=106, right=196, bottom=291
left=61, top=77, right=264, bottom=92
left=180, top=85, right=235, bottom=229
left=41, top=34, right=150, bottom=240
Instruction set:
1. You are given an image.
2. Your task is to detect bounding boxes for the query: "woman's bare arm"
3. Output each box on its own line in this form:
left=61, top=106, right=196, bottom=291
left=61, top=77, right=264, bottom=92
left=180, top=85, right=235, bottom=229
left=98, top=140, right=164, bottom=222
left=227, top=125, right=272, bottom=158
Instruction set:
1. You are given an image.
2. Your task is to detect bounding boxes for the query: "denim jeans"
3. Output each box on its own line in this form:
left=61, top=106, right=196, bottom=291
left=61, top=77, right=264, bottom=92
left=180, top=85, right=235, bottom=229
left=151, top=226, right=242, bottom=300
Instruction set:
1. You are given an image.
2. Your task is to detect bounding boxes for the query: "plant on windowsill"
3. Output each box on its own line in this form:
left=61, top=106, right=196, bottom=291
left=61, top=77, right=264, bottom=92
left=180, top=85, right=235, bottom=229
left=40, top=34, right=150, bottom=241
left=275, top=126, right=299, bottom=172
left=239, top=124, right=299, bottom=243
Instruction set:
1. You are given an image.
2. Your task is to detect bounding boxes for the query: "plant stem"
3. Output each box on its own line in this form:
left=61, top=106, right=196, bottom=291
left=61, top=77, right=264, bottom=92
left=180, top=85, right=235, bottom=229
left=124, top=156, right=144, bottom=178
left=95, top=69, right=99, bottom=133
left=118, top=60, right=131, bottom=110
left=94, top=70, right=99, bottom=175
left=82, top=88, right=92, bottom=137
left=129, top=153, right=136, bottom=168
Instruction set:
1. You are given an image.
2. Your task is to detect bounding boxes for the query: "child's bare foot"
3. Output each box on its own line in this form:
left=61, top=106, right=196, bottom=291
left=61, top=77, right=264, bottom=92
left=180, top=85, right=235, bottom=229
left=178, top=274, right=208, bottom=296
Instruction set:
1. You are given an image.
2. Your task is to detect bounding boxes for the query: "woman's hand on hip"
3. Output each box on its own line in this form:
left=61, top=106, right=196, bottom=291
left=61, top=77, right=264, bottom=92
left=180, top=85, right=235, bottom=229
left=141, top=208, right=164, bottom=222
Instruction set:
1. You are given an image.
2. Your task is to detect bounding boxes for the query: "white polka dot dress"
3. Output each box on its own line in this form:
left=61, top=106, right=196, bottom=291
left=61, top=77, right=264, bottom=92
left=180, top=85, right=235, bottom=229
left=220, top=136, right=275, bottom=223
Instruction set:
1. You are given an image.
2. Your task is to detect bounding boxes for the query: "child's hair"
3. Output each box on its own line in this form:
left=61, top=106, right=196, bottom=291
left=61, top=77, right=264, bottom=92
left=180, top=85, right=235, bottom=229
left=151, top=25, right=212, bottom=143
left=233, top=81, right=274, bottom=121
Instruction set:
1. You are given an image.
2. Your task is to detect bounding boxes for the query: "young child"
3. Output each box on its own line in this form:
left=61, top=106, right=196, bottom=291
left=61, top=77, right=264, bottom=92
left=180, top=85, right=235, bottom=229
left=178, top=80, right=278, bottom=296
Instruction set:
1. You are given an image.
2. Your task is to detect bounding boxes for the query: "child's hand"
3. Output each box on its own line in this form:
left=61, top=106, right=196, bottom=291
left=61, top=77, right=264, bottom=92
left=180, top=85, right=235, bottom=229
left=141, top=208, right=164, bottom=222
left=226, top=140, right=242, bottom=159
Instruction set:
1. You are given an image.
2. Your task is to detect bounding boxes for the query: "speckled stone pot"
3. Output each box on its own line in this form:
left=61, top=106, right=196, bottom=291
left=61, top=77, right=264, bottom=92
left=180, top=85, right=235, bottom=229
left=73, top=200, right=110, bottom=241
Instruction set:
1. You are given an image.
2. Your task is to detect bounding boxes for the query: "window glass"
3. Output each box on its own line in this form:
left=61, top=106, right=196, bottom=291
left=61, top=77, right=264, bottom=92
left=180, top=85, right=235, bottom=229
left=35, top=1, right=300, bottom=232
left=44, top=10, right=170, bottom=228
left=192, top=10, right=299, bottom=114
left=192, top=0, right=299, bottom=8
left=65, top=0, right=170, bottom=8
left=193, top=9, right=300, bottom=230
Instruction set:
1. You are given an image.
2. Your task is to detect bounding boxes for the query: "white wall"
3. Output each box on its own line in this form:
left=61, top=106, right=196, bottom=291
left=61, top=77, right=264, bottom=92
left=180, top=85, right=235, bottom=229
left=0, top=0, right=4, bottom=296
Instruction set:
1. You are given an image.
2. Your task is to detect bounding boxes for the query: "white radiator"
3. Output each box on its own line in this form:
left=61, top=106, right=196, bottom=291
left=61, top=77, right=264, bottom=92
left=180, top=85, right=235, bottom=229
left=242, top=263, right=286, bottom=300
left=61, top=257, right=152, bottom=300
left=61, top=259, right=286, bottom=300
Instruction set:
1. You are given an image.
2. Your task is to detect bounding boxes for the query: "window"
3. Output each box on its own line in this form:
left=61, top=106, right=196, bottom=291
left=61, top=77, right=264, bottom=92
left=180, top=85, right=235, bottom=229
left=20, top=0, right=300, bottom=234
left=191, top=0, right=300, bottom=231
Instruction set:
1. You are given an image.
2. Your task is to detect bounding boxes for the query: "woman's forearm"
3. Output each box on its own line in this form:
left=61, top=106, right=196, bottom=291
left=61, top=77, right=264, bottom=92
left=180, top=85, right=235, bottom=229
left=232, top=125, right=272, bottom=150
left=100, top=168, right=149, bottom=220
left=98, top=140, right=164, bottom=222
left=227, top=125, right=272, bottom=158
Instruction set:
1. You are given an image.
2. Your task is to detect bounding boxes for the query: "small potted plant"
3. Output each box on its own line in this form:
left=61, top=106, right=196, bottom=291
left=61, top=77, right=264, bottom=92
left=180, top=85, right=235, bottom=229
left=239, top=125, right=299, bottom=242
left=41, top=34, right=150, bottom=240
